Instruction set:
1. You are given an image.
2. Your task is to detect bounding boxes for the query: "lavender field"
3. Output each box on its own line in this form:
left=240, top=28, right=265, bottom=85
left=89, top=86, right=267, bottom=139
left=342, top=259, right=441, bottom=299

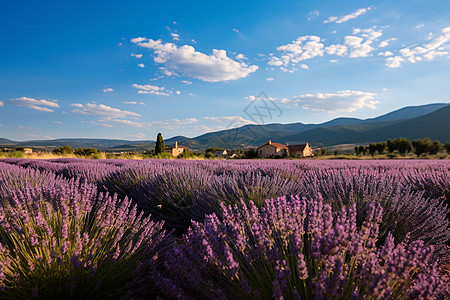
left=0, top=158, right=449, bottom=299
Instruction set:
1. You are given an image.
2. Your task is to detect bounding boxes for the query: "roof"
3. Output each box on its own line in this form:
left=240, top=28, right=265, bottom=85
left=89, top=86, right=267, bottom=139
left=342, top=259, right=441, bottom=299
left=257, top=142, right=288, bottom=150
left=165, top=145, right=189, bottom=150
left=288, top=144, right=308, bottom=151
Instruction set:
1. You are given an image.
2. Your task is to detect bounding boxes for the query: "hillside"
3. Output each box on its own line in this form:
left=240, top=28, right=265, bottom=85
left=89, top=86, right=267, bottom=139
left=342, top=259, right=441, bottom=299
left=1, top=103, right=448, bottom=150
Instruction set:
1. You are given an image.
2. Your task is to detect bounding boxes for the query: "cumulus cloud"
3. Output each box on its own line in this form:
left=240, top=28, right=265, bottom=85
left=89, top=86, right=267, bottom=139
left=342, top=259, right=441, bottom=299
left=236, top=53, right=247, bottom=60
left=378, top=38, right=398, bottom=48
left=171, top=33, right=180, bottom=41
left=182, top=80, right=192, bottom=85
left=0, top=101, right=3, bottom=107
left=268, top=35, right=325, bottom=70
left=324, top=6, right=373, bottom=24
left=131, top=38, right=258, bottom=82
left=378, top=51, right=394, bottom=57
left=281, top=90, right=378, bottom=113
left=6, top=97, right=59, bottom=112
left=384, top=26, right=450, bottom=68
left=131, top=53, right=143, bottom=58
left=103, top=87, right=114, bottom=93
left=138, top=63, right=145, bottom=68
left=132, top=83, right=170, bottom=96
left=232, top=28, right=239, bottom=33
left=269, top=27, right=383, bottom=70
left=266, top=77, right=274, bottom=81
left=71, top=103, right=140, bottom=119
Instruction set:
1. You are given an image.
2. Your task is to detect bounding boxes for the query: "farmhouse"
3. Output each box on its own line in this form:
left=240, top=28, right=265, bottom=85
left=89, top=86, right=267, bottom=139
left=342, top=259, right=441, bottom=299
left=257, top=140, right=289, bottom=158
left=165, top=141, right=189, bottom=157
left=288, top=143, right=314, bottom=158
left=257, top=141, right=314, bottom=158
left=24, top=148, right=33, bottom=154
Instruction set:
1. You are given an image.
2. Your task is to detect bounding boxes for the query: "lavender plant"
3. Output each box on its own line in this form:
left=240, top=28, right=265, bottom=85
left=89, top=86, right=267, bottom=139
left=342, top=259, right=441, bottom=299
left=0, top=175, right=168, bottom=299
left=134, top=196, right=449, bottom=299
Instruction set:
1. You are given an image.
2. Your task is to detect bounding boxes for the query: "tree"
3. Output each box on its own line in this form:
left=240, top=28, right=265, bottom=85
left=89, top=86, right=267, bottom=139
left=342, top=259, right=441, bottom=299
left=375, top=142, right=386, bottom=155
left=394, top=138, right=411, bottom=156
left=74, top=148, right=99, bottom=156
left=354, top=146, right=360, bottom=156
left=427, top=140, right=441, bottom=155
left=358, top=145, right=366, bottom=156
left=444, top=142, right=450, bottom=154
left=53, top=145, right=73, bottom=155
left=412, top=137, right=430, bottom=157
left=368, top=143, right=377, bottom=157
left=155, top=133, right=165, bottom=155
left=386, top=139, right=396, bottom=153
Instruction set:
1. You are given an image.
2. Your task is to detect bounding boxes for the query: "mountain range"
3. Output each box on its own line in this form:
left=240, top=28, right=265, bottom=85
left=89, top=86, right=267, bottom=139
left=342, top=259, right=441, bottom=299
left=1, top=103, right=449, bottom=151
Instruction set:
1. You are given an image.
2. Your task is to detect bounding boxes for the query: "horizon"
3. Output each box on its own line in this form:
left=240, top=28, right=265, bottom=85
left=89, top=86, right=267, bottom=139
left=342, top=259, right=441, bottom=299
left=1, top=0, right=450, bottom=141
left=2, top=101, right=449, bottom=142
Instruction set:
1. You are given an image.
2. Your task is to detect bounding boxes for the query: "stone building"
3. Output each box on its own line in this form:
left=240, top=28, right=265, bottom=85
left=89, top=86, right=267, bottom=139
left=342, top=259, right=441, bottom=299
left=165, top=142, right=189, bottom=157
left=257, top=140, right=288, bottom=158
left=288, top=143, right=314, bottom=158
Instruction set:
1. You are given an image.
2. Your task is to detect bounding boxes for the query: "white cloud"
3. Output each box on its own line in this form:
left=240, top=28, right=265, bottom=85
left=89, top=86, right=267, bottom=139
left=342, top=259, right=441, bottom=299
left=245, top=95, right=257, bottom=101
left=232, top=28, right=239, bottom=33
left=131, top=53, right=143, bottom=58
left=160, top=67, right=176, bottom=76
left=7, top=97, right=59, bottom=112
left=132, top=83, right=170, bottom=96
left=385, top=56, right=404, bottom=68
left=182, top=80, right=192, bottom=85
left=131, top=37, right=146, bottom=43
left=386, top=26, right=450, bottom=68
left=204, top=116, right=257, bottom=125
left=131, top=38, right=258, bottom=82
left=171, top=33, right=180, bottom=41
left=329, top=59, right=338, bottom=63
left=138, top=63, right=145, bottom=68
left=378, top=51, right=394, bottom=56
left=344, top=27, right=383, bottom=57
left=123, top=101, right=145, bottom=105
left=266, top=77, right=274, bottom=81
left=52, top=121, right=65, bottom=125
left=109, top=119, right=151, bottom=128
left=71, top=103, right=140, bottom=119
left=416, top=24, right=425, bottom=29
left=324, top=44, right=347, bottom=56
left=324, top=6, right=373, bottom=24
left=282, top=90, right=378, bottom=113
left=0, top=101, right=3, bottom=107
left=378, top=38, right=397, bottom=48
left=269, top=27, right=383, bottom=70
left=103, top=87, right=114, bottom=93
left=176, top=90, right=181, bottom=95
left=236, top=53, right=247, bottom=60
left=268, top=35, right=325, bottom=69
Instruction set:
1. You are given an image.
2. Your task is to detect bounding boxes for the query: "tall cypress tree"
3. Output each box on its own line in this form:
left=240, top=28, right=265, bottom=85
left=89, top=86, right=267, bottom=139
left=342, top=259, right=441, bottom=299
left=155, top=133, right=165, bottom=154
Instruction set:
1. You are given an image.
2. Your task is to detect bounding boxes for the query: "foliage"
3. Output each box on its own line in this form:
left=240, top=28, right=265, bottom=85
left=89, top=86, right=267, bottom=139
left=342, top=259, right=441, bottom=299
left=0, top=165, right=168, bottom=298
left=74, top=148, right=99, bottom=156
left=53, top=146, right=73, bottom=155
left=133, top=196, right=449, bottom=299
left=445, top=142, right=450, bottom=155
left=155, top=133, right=165, bottom=155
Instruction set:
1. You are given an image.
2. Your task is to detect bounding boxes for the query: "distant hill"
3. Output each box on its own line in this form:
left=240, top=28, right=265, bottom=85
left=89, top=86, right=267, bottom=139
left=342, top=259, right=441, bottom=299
left=1, top=103, right=448, bottom=150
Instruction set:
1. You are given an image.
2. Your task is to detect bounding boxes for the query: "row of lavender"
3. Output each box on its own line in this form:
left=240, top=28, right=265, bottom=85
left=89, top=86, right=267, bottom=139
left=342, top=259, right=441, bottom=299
left=0, top=158, right=449, bottom=298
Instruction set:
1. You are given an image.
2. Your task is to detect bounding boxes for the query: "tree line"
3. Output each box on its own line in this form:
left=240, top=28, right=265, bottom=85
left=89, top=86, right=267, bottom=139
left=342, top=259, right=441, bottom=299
left=354, top=137, right=450, bottom=157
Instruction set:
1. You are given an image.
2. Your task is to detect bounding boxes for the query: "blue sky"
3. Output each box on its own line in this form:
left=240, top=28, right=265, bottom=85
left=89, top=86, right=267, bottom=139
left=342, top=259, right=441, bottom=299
left=1, top=0, right=449, bottom=141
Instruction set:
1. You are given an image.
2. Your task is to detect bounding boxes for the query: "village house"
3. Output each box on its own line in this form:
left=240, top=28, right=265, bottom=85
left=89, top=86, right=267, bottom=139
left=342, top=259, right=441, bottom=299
left=257, top=140, right=314, bottom=158
left=24, top=148, right=33, bottom=154
left=288, top=143, right=314, bottom=158
left=257, top=140, right=289, bottom=158
left=212, top=149, right=227, bottom=157
left=165, top=142, right=189, bottom=157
